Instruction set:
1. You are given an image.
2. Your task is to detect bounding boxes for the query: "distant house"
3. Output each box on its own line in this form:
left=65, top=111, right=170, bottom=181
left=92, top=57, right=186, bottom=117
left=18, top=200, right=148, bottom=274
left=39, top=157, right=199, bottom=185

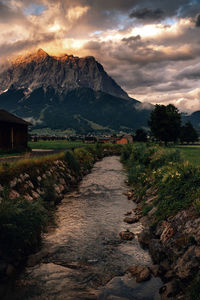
left=84, top=136, right=98, bottom=143
left=116, top=137, right=129, bottom=145
left=116, top=134, right=133, bottom=145
left=99, top=137, right=112, bottom=143
left=98, top=134, right=133, bottom=145
left=0, top=109, right=30, bottom=152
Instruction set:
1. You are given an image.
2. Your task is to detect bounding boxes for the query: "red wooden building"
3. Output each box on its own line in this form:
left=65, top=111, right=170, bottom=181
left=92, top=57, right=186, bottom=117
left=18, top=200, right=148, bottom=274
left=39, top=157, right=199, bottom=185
left=0, top=109, right=30, bottom=152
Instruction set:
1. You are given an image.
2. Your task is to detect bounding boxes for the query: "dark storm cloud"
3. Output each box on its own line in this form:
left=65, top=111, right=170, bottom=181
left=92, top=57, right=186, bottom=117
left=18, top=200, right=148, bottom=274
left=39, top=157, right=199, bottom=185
left=176, top=64, right=200, bottom=80
left=154, top=82, right=191, bottom=92
left=121, top=35, right=141, bottom=44
left=0, top=1, right=25, bottom=24
left=130, top=8, right=164, bottom=20
left=196, top=14, right=200, bottom=27
left=0, top=33, right=55, bottom=58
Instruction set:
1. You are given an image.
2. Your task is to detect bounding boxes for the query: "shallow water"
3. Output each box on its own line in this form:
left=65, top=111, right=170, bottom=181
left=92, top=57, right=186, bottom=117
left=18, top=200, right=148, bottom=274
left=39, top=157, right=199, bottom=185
left=4, top=156, right=162, bottom=300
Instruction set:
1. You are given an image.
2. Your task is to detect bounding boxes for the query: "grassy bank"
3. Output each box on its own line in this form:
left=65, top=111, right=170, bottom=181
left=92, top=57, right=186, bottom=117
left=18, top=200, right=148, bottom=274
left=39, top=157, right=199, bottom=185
left=121, top=144, right=200, bottom=299
left=121, top=144, right=200, bottom=222
left=175, top=145, right=200, bottom=166
left=28, top=140, right=86, bottom=150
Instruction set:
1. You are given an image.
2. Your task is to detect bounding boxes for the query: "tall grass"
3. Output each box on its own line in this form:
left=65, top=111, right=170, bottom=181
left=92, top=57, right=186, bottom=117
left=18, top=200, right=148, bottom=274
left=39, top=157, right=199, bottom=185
left=0, top=152, right=65, bottom=185
left=121, top=143, right=200, bottom=220
left=0, top=193, right=48, bottom=258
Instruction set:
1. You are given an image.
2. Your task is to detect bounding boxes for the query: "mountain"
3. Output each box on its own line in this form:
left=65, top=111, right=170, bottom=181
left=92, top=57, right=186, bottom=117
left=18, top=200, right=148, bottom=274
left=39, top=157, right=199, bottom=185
left=0, top=49, right=152, bottom=133
left=183, top=111, right=200, bottom=133
left=0, top=49, right=129, bottom=100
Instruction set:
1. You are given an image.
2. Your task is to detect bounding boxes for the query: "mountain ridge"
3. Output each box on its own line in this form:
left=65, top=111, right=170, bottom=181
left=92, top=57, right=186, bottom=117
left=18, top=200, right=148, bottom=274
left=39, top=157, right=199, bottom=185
left=0, top=49, right=130, bottom=100
left=0, top=49, right=152, bottom=133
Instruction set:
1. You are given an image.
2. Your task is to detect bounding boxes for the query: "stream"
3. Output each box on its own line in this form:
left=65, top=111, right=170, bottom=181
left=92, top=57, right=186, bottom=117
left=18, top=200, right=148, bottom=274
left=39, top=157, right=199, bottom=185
left=4, top=156, right=162, bottom=300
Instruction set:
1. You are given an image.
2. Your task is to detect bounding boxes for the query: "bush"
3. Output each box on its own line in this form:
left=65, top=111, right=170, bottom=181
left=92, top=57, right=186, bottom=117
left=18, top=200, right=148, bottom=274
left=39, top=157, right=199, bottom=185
left=42, top=178, right=57, bottom=206
left=123, top=143, right=200, bottom=221
left=74, top=148, right=94, bottom=170
left=188, top=271, right=200, bottom=300
left=0, top=195, right=48, bottom=258
left=149, top=148, right=182, bottom=170
left=64, top=150, right=80, bottom=175
left=120, top=144, right=132, bottom=163
left=142, top=204, right=153, bottom=216
left=154, top=162, right=200, bottom=219
left=129, top=144, right=157, bottom=167
left=128, top=163, right=146, bottom=185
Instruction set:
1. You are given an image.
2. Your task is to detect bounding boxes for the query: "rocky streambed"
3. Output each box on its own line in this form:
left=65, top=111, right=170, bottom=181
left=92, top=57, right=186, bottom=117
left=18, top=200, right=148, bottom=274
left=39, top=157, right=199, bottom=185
left=3, top=156, right=162, bottom=300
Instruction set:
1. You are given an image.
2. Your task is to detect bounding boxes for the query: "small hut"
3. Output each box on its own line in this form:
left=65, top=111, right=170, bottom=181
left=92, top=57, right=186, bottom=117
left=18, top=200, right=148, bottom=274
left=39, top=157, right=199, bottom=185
left=0, top=109, right=30, bottom=152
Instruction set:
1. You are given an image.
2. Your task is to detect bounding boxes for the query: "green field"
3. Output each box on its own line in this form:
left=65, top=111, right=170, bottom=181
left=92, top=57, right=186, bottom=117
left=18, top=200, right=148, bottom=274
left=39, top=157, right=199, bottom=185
left=28, top=140, right=86, bottom=150
left=175, top=145, right=200, bottom=165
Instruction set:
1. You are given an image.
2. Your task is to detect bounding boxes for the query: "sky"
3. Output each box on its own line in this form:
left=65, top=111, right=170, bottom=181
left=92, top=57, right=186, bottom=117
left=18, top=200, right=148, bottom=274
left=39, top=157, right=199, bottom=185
left=0, top=0, right=200, bottom=113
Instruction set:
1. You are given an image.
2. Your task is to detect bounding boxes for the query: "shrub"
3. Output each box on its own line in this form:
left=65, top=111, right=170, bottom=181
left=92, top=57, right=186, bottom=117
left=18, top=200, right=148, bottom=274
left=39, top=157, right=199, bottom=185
left=149, top=148, right=182, bottom=170
left=74, top=148, right=94, bottom=170
left=120, top=144, right=132, bottom=163
left=42, top=178, right=57, bottom=206
left=128, top=163, right=146, bottom=186
left=122, top=143, right=200, bottom=221
left=142, top=204, right=153, bottom=216
left=64, top=150, right=80, bottom=175
left=0, top=195, right=48, bottom=258
left=129, top=144, right=157, bottom=167
left=188, top=271, right=200, bottom=300
left=155, top=162, right=200, bottom=220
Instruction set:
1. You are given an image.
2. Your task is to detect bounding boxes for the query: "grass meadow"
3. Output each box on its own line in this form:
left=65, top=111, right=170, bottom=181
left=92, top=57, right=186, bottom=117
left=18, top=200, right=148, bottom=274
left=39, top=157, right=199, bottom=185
left=28, top=140, right=86, bottom=150
left=175, top=145, right=200, bottom=166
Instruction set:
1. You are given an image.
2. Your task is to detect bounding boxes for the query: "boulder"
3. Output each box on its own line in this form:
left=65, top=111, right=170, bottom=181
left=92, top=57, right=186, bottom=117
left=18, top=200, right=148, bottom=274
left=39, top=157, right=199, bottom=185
left=124, top=211, right=132, bottom=216
left=138, top=228, right=152, bottom=248
left=9, top=190, right=20, bottom=200
left=175, top=246, right=200, bottom=280
left=32, top=191, right=40, bottom=199
left=149, top=239, right=166, bottom=264
left=24, top=194, right=33, bottom=202
left=160, top=223, right=174, bottom=243
left=127, top=265, right=151, bottom=283
left=127, top=191, right=133, bottom=199
left=27, top=249, right=49, bottom=267
left=10, top=178, right=17, bottom=188
left=159, top=280, right=180, bottom=299
left=148, top=206, right=157, bottom=216
left=123, top=216, right=139, bottom=224
left=106, top=296, right=128, bottom=300
left=119, top=230, right=134, bottom=240
left=149, top=265, right=160, bottom=277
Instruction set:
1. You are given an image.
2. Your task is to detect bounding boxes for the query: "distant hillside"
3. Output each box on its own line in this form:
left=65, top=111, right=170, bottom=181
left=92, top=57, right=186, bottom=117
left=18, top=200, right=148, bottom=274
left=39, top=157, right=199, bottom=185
left=0, top=87, right=151, bottom=133
left=182, top=111, right=200, bottom=133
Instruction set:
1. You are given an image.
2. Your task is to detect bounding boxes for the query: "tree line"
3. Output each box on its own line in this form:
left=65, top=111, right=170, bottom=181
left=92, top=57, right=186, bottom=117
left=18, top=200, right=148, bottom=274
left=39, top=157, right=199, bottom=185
left=134, top=104, right=198, bottom=145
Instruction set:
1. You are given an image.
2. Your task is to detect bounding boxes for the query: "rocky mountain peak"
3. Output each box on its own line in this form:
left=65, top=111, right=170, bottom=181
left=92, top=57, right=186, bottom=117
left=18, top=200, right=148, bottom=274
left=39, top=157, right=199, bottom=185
left=0, top=49, right=129, bottom=99
left=37, top=48, right=48, bottom=57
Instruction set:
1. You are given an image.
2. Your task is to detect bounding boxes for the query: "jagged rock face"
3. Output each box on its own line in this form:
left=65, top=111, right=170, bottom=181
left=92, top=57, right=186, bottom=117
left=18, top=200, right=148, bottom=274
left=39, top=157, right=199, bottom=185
left=0, top=49, right=128, bottom=99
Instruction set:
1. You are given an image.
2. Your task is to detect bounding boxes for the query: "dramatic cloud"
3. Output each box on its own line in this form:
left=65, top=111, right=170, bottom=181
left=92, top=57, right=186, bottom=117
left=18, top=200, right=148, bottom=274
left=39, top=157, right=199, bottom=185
left=130, top=8, right=164, bottom=21
left=0, top=0, right=200, bottom=112
left=196, top=14, right=200, bottom=27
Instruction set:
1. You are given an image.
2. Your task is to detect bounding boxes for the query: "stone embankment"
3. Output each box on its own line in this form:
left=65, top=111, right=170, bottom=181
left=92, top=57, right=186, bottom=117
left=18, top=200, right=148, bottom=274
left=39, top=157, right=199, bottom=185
left=1, top=159, right=81, bottom=204
left=0, top=159, right=83, bottom=282
left=124, top=188, right=200, bottom=300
